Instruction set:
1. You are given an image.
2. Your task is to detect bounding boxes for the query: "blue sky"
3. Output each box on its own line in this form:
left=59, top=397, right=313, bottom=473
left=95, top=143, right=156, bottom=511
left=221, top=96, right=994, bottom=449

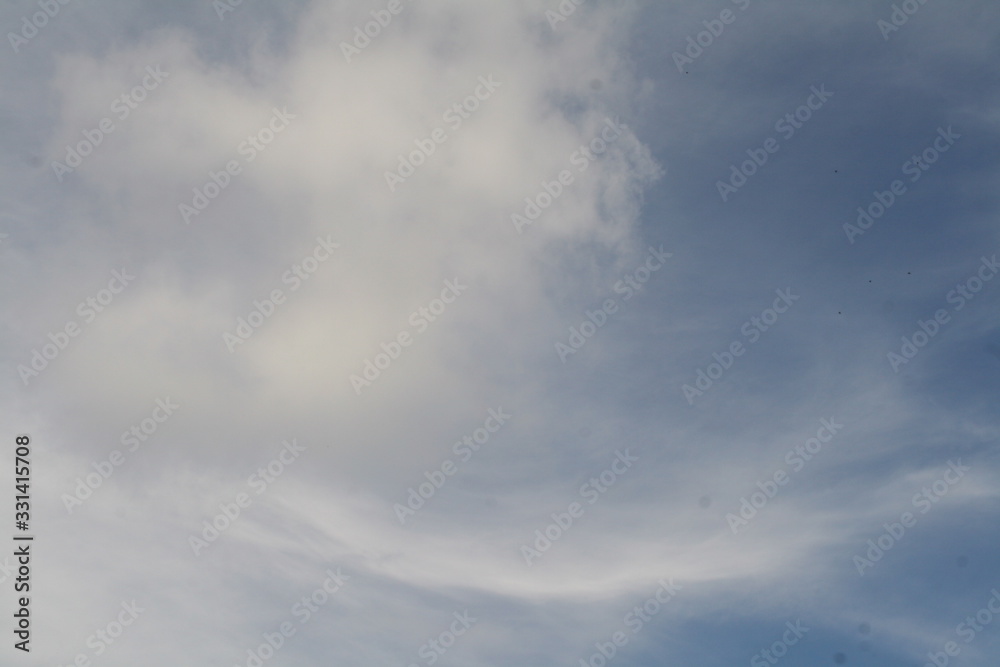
left=1, top=1, right=999, bottom=665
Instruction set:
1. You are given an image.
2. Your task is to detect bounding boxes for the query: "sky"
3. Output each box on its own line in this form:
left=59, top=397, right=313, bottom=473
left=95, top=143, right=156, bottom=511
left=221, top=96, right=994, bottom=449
left=1, top=0, right=999, bottom=665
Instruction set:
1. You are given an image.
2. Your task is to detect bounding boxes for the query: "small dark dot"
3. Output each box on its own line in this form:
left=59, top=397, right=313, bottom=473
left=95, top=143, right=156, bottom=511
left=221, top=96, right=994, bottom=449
left=834, top=652, right=847, bottom=664
left=698, top=496, right=711, bottom=509
left=858, top=622, right=871, bottom=635
left=589, top=79, right=603, bottom=90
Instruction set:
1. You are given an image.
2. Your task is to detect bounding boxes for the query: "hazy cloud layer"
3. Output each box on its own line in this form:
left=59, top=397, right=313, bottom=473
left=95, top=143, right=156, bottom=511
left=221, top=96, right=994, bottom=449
left=1, top=1, right=998, bottom=666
